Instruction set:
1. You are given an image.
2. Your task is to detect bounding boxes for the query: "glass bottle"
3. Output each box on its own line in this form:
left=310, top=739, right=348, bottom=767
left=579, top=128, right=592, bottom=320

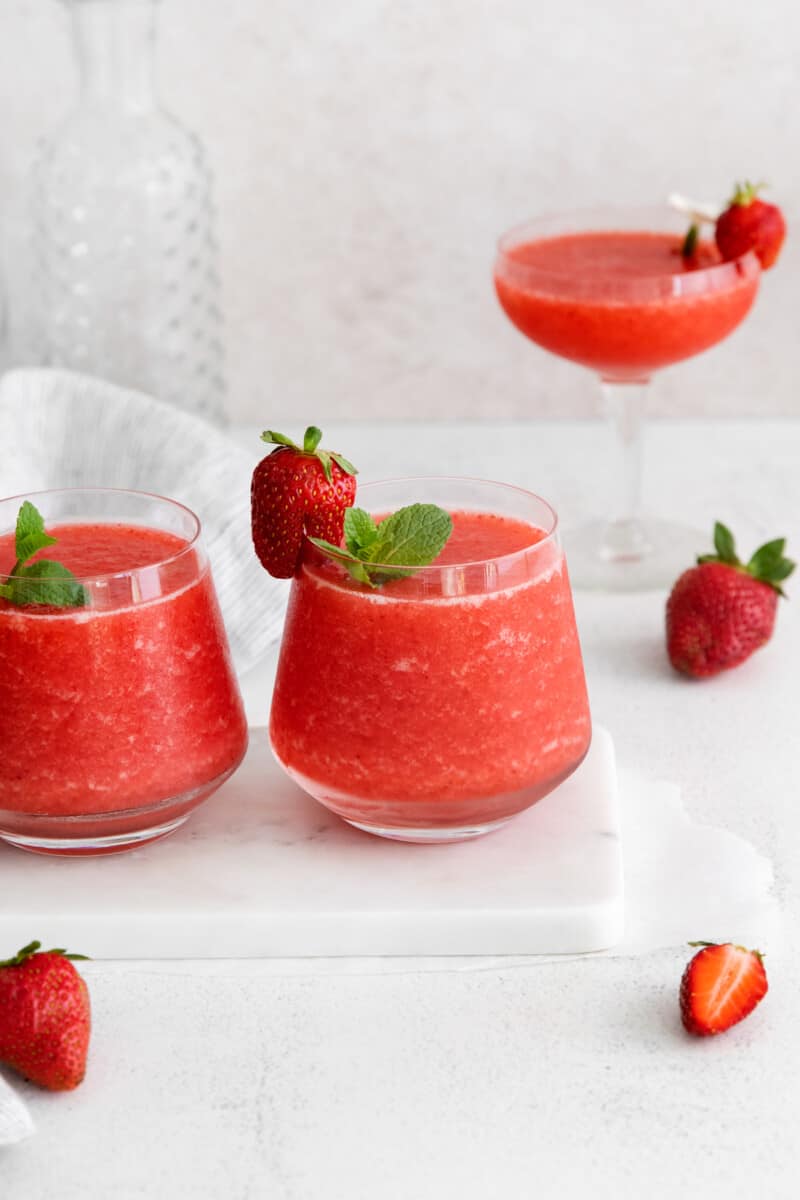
left=30, top=0, right=225, bottom=422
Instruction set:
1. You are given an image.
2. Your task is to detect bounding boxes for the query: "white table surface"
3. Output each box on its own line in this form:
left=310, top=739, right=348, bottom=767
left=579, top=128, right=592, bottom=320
left=3, top=417, right=800, bottom=1199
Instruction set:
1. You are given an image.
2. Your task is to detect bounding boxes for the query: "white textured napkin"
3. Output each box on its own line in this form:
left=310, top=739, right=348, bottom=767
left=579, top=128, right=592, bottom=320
left=0, top=367, right=287, bottom=674
left=614, top=767, right=779, bottom=955
left=0, top=1071, right=34, bottom=1145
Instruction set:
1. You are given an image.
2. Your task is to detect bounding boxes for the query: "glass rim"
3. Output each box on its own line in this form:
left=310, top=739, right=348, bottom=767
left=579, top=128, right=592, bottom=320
left=334, top=475, right=559, bottom=572
left=0, top=486, right=201, bottom=584
left=495, top=205, right=761, bottom=291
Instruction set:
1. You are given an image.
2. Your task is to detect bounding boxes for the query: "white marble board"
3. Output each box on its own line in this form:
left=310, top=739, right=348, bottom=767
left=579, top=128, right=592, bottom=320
left=0, top=726, right=623, bottom=958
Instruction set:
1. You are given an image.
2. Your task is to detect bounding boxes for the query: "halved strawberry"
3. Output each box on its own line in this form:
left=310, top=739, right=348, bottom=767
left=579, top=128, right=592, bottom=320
left=715, top=181, right=786, bottom=269
left=251, top=426, right=357, bottom=578
left=679, top=941, right=768, bottom=1036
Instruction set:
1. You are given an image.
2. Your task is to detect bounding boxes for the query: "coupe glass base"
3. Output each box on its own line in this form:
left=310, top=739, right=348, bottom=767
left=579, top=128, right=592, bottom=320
left=564, top=517, right=705, bottom=592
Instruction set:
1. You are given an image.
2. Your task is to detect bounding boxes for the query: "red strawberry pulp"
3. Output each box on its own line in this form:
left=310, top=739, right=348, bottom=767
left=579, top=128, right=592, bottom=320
left=494, top=230, right=760, bottom=379
left=0, top=522, right=248, bottom=850
left=269, top=510, right=591, bottom=834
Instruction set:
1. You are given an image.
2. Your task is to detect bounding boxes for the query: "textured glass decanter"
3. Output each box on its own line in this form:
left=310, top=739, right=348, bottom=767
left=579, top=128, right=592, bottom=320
left=31, top=0, right=225, bottom=421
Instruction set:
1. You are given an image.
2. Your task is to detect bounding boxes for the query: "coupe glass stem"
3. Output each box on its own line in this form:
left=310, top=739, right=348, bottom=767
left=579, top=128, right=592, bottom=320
left=598, top=379, right=652, bottom=562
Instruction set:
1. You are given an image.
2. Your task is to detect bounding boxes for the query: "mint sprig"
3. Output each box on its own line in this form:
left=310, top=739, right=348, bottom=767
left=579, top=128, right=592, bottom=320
left=309, top=503, right=453, bottom=588
left=0, top=501, right=88, bottom=609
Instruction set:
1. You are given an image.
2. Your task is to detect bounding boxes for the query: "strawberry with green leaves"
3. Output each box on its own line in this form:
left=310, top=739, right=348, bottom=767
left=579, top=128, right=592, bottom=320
left=251, top=427, right=454, bottom=583
left=680, top=941, right=768, bottom=1036
left=0, top=940, right=91, bottom=1091
left=715, top=181, right=786, bottom=269
left=666, top=521, right=795, bottom=678
left=251, top=426, right=358, bottom=578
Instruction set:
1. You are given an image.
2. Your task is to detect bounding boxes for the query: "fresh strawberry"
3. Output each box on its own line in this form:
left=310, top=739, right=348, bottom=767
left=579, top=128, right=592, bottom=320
left=251, top=426, right=357, bottom=578
left=680, top=941, right=768, bottom=1036
left=715, top=181, right=786, bottom=269
left=0, top=940, right=91, bottom=1091
left=666, top=521, right=795, bottom=678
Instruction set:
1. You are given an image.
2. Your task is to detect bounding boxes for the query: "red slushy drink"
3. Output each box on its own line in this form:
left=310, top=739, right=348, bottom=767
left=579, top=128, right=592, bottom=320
left=0, top=490, right=247, bottom=854
left=270, top=479, right=591, bottom=841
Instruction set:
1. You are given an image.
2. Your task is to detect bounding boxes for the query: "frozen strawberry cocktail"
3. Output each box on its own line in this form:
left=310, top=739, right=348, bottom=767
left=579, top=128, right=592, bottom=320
left=0, top=489, right=248, bottom=855
left=493, top=203, right=769, bottom=591
left=268, top=477, right=591, bottom=841
left=494, top=229, right=760, bottom=379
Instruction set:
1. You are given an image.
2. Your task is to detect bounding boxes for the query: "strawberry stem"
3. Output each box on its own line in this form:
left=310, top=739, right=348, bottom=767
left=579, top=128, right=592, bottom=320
left=730, top=180, right=767, bottom=207
left=713, top=521, right=738, bottom=565
left=0, top=939, right=89, bottom=967
left=696, top=522, right=795, bottom=596
left=258, top=427, right=358, bottom=481
left=303, top=426, right=323, bottom=454
left=261, top=429, right=299, bottom=450
left=681, top=224, right=699, bottom=258
left=0, top=939, right=42, bottom=966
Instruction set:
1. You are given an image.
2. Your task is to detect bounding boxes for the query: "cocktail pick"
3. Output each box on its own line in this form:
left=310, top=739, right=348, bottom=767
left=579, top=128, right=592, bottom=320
left=667, top=192, right=722, bottom=224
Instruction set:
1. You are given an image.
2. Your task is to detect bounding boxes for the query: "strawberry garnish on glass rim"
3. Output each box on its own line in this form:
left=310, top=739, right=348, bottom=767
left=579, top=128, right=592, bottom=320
left=671, top=181, right=786, bottom=269
left=679, top=941, right=768, bottom=1036
left=715, top=180, right=786, bottom=269
left=251, top=426, right=358, bottom=579
left=251, top=426, right=453, bottom=586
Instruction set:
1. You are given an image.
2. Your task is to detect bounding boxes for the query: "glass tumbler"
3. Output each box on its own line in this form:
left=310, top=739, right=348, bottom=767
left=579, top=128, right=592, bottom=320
left=269, top=477, right=592, bottom=842
left=0, top=488, right=248, bottom=855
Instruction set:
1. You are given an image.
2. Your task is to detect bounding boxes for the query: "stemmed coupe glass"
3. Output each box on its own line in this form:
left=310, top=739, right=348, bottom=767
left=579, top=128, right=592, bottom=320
left=494, top=206, right=761, bottom=590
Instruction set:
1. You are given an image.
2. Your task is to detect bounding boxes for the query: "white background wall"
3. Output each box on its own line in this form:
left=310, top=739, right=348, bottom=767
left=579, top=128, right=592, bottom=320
left=1, top=0, right=798, bottom=422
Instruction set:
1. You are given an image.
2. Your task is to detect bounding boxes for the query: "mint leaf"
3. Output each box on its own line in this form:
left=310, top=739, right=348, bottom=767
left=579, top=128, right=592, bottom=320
left=4, top=561, right=88, bottom=608
left=344, top=507, right=379, bottom=556
left=366, top=504, right=453, bottom=567
left=306, top=537, right=355, bottom=564
left=15, top=500, right=57, bottom=564
left=310, top=502, right=452, bottom=587
left=307, top=537, right=375, bottom=586
left=339, top=559, right=373, bottom=586
left=1, top=502, right=88, bottom=609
